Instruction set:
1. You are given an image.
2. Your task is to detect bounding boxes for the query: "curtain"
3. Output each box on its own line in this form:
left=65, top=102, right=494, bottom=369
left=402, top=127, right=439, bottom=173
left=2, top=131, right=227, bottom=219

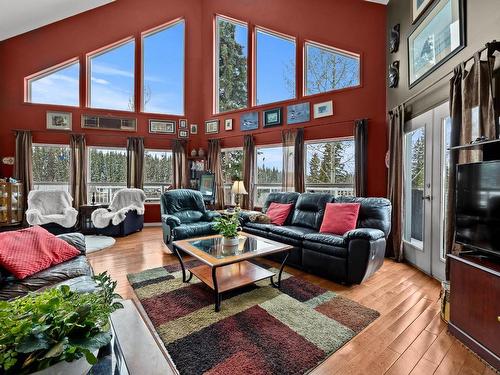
left=126, top=137, right=144, bottom=189
left=172, top=140, right=188, bottom=189
left=14, top=130, right=33, bottom=216
left=354, top=118, right=368, bottom=197
left=294, top=128, right=305, bottom=193
left=207, top=139, right=225, bottom=209
left=282, top=130, right=296, bottom=192
left=242, top=135, right=255, bottom=210
left=387, top=105, right=405, bottom=262
left=69, top=134, right=87, bottom=208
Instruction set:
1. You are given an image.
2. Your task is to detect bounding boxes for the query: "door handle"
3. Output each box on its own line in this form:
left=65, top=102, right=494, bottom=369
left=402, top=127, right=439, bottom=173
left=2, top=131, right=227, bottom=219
left=421, top=195, right=432, bottom=201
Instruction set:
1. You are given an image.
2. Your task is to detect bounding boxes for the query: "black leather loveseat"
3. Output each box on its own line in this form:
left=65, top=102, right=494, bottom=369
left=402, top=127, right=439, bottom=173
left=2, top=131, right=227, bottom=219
left=242, top=192, right=391, bottom=284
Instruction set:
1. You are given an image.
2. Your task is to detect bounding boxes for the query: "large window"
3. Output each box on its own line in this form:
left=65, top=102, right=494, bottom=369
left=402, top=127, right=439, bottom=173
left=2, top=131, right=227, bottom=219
left=215, top=16, right=248, bottom=113
left=27, top=61, right=79, bottom=106
left=88, top=39, right=135, bottom=111
left=142, top=20, right=185, bottom=115
left=221, top=148, right=244, bottom=204
left=143, top=149, right=173, bottom=201
left=87, top=147, right=127, bottom=203
left=255, top=145, right=283, bottom=207
left=255, top=28, right=295, bottom=105
left=305, top=138, right=355, bottom=197
left=304, top=42, right=360, bottom=96
left=32, top=144, right=71, bottom=191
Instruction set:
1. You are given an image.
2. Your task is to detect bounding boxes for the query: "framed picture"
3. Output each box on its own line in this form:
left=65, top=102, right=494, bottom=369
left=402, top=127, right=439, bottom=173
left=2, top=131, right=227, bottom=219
left=412, top=0, right=434, bottom=22
left=178, top=129, right=189, bottom=138
left=313, top=101, right=334, bottom=119
left=205, top=120, right=219, bottom=134
left=263, top=108, right=282, bottom=127
left=190, top=124, right=198, bottom=134
left=149, top=119, right=175, bottom=134
left=287, top=103, right=310, bottom=125
left=47, top=111, right=72, bottom=130
left=224, top=118, right=233, bottom=131
left=408, top=0, right=465, bottom=88
left=240, top=112, right=259, bottom=131
left=179, top=119, right=188, bottom=129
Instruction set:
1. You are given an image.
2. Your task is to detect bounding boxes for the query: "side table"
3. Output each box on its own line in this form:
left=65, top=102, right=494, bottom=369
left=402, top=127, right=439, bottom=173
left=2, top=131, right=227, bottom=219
left=79, top=204, right=108, bottom=235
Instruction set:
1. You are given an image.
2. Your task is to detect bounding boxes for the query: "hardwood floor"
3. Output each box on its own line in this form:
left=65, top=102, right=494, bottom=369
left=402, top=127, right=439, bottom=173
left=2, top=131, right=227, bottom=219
left=88, top=227, right=497, bottom=375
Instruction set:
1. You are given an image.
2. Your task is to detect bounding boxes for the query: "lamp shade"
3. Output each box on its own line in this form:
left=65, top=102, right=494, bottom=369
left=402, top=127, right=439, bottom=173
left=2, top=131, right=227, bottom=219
left=231, top=180, right=248, bottom=195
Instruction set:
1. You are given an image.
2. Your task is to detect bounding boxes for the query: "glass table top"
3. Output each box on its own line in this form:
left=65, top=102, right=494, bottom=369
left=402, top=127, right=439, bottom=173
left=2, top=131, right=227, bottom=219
left=187, top=235, right=279, bottom=259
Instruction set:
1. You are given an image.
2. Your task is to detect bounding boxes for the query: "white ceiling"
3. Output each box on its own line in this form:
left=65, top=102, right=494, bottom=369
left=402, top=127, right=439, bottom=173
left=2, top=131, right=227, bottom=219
left=365, top=0, right=390, bottom=4
left=0, top=0, right=114, bottom=41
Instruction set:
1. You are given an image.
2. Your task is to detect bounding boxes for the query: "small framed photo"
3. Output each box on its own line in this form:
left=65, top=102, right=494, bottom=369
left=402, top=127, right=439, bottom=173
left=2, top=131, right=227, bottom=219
left=47, top=111, right=72, bottom=130
left=205, top=120, right=219, bottom=134
left=412, top=0, right=433, bottom=22
left=240, top=112, right=259, bottom=131
left=224, top=118, right=233, bottom=131
left=190, top=124, right=198, bottom=134
left=313, top=101, right=334, bottom=119
left=263, top=108, right=282, bottom=127
left=287, top=103, right=310, bottom=124
left=179, top=119, right=188, bottom=129
left=178, top=129, right=189, bottom=138
left=149, top=119, right=175, bottom=134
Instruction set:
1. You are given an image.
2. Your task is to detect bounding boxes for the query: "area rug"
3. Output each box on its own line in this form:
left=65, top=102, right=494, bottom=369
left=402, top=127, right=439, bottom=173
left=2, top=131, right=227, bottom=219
left=127, top=261, right=380, bottom=375
left=84, top=235, right=116, bottom=253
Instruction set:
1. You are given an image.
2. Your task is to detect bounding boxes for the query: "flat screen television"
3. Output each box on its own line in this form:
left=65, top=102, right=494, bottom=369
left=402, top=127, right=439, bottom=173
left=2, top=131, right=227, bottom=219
left=456, top=161, right=500, bottom=257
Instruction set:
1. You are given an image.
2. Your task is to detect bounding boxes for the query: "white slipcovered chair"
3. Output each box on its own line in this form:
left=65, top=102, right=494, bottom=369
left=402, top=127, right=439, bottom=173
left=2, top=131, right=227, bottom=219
left=26, top=190, right=79, bottom=232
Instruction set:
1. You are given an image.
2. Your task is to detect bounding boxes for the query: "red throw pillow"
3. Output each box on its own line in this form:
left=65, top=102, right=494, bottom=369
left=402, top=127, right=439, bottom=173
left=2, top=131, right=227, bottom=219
left=0, top=226, right=80, bottom=279
left=266, top=202, right=294, bottom=226
left=320, top=203, right=361, bottom=235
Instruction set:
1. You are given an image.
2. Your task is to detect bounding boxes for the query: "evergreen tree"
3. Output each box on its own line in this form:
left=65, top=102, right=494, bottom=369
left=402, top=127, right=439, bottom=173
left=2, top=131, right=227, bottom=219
left=412, top=135, right=425, bottom=188
left=319, top=143, right=334, bottom=183
left=307, top=152, right=321, bottom=183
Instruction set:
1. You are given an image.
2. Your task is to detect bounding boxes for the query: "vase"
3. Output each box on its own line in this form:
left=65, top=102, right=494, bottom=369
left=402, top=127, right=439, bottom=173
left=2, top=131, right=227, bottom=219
left=198, top=148, right=205, bottom=157
left=222, top=236, right=239, bottom=246
left=31, top=350, right=98, bottom=375
left=191, top=149, right=197, bottom=157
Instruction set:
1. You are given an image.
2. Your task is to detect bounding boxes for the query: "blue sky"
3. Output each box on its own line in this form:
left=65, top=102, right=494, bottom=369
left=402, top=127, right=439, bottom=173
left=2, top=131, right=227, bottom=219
left=30, top=62, right=79, bottom=106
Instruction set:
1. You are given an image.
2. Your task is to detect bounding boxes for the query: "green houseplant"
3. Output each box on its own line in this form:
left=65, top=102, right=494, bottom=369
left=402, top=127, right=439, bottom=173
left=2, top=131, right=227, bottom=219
left=0, top=272, right=123, bottom=375
left=213, top=215, right=240, bottom=246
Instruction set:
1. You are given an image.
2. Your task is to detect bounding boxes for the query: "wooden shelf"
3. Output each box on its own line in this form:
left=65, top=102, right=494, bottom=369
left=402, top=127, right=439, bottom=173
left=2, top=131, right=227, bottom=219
left=449, top=138, right=500, bottom=150
left=189, top=261, right=274, bottom=293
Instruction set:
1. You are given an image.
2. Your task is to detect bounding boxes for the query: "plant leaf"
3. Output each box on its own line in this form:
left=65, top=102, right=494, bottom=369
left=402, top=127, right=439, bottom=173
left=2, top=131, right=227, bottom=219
left=70, top=331, right=111, bottom=351
left=83, top=349, right=98, bottom=365
left=43, top=340, right=66, bottom=358
left=16, top=334, right=50, bottom=353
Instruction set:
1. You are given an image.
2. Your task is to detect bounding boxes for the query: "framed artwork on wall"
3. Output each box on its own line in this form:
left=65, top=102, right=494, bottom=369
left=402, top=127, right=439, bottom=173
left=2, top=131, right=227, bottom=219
left=205, top=120, right=219, bottom=134
left=179, top=119, right=188, bottom=128
left=240, top=112, right=259, bottom=131
left=412, top=0, right=434, bottom=22
left=287, top=103, right=310, bottom=124
left=83, top=115, right=136, bottom=132
left=190, top=124, right=198, bottom=134
left=149, top=119, right=175, bottom=134
left=178, top=129, right=189, bottom=138
left=263, top=108, right=282, bottom=127
left=313, top=101, right=334, bottom=119
left=224, top=118, right=233, bottom=131
left=46, top=111, right=72, bottom=131
left=408, top=0, right=465, bottom=88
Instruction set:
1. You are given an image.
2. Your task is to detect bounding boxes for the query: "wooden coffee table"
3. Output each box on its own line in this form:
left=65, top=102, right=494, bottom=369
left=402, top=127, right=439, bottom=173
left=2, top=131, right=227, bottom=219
left=172, top=233, right=292, bottom=312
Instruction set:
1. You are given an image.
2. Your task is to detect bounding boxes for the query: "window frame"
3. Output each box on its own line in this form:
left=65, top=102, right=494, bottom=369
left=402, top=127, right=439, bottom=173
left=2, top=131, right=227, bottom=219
left=304, top=136, right=356, bottom=196
left=254, top=143, right=284, bottom=207
left=143, top=148, right=174, bottom=203
left=140, top=18, right=186, bottom=116
left=86, top=37, right=136, bottom=112
left=303, top=40, right=362, bottom=98
left=32, top=143, right=71, bottom=191
left=214, top=14, right=249, bottom=115
left=25, top=58, right=80, bottom=107
left=253, top=26, right=296, bottom=107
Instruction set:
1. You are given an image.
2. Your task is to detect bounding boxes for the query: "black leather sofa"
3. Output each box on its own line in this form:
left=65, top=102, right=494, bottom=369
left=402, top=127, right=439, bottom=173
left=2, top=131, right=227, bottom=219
left=94, top=211, right=144, bottom=237
left=242, top=192, right=391, bottom=284
left=160, top=189, right=220, bottom=244
left=0, top=232, right=94, bottom=300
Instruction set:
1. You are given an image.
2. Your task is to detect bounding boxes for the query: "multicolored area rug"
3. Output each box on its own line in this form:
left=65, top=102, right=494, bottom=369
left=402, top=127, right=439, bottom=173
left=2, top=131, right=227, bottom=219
left=128, top=261, right=380, bottom=375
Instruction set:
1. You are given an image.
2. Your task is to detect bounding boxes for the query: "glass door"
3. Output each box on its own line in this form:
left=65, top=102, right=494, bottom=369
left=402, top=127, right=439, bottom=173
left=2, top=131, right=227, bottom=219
left=403, top=102, right=449, bottom=281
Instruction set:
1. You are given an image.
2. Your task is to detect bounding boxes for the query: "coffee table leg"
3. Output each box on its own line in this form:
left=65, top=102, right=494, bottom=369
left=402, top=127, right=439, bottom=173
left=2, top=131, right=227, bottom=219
left=212, top=266, right=221, bottom=312
left=172, top=244, right=193, bottom=283
left=271, top=249, right=291, bottom=289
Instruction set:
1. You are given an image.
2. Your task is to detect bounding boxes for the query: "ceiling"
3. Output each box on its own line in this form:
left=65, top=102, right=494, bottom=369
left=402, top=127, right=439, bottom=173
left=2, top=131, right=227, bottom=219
left=0, top=0, right=114, bottom=41
left=365, top=0, right=390, bottom=4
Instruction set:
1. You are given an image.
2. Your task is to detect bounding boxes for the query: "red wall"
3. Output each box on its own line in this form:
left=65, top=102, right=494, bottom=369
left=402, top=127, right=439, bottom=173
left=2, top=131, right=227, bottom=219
left=0, top=0, right=387, bottom=222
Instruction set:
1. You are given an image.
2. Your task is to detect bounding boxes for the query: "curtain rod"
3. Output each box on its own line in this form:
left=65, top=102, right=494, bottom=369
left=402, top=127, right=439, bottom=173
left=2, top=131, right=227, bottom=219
left=401, top=41, right=499, bottom=107
left=11, top=129, right=173, bottom=141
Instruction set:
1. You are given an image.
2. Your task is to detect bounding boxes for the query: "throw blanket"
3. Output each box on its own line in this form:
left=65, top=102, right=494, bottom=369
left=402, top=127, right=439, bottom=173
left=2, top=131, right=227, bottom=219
left=91, top=188, right=146, bottom=228
left=26, top=190, right=78, bottom=228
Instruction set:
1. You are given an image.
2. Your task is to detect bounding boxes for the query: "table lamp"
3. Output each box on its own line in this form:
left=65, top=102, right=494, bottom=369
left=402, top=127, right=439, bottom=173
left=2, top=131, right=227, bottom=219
left=231, top=180, right=248, bottom=210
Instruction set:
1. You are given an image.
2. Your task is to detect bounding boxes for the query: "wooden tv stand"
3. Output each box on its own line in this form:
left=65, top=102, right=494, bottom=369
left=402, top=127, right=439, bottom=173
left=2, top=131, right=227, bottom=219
left=448, top=252, right=500, bottom=370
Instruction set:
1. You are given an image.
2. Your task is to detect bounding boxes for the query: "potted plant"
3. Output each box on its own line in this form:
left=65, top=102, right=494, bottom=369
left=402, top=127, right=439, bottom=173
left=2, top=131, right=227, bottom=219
left=0, top=272, right=123, bottom=375
left=213, top=215, right=240, bottom=246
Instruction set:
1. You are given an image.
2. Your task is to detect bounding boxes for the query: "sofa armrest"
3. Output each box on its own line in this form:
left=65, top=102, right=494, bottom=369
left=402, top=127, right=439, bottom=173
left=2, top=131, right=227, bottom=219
left=161, top=214, right=182, bottom=228
left=343, top=228, right=385, bottom=242
left=57, top=233, right=86, bottom=255
left=203, top=211, right=221, bottom=221
left=238, top=210, right=261, bottom=225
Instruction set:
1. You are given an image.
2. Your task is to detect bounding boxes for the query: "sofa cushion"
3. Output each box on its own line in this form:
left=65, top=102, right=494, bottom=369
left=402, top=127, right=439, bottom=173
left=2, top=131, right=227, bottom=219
left=303, top=236, right=347, bottom=258
left=173, top=221, right=218, bottom=241
left=267, top=203, right=294, bottom=226
left=335, top=197, right=392, bottom=236
left=291, top=193, right=333, bottom=230
left=268, top=225, right=317, bottom=240
left=320, top=203, right=360, bottom=235
left=245, top=222, right=275, bottom=232
left=262, top=192, right=300, bottom=225
left=304, top=233, right=346, bottom=247
left=0, top=226, right=81, bottom=280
